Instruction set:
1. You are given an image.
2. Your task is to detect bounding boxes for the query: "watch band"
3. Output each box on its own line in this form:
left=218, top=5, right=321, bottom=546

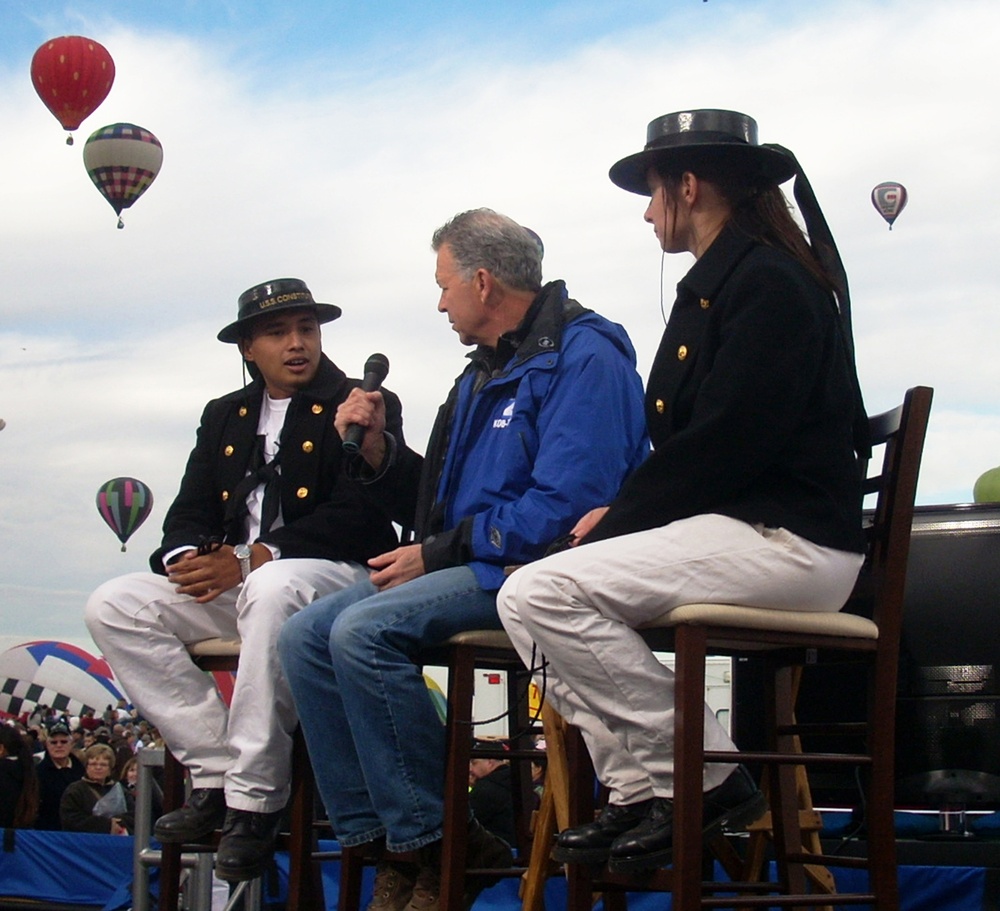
left=235, top=546, right=252, bottom=582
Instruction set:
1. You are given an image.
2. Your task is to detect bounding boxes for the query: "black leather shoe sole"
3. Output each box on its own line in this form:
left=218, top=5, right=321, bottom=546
left=552, top=842, right=618, bottom=864
left=215, top=853, right=273, bottom=883
left=153, top=810, right=226, bottom=844
left=608, top=789, right=767, bottom=874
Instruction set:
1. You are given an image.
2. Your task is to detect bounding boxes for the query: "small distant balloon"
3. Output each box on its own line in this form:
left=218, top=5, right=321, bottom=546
left=30, top=36, right=115, bottom=145
left=96, top=477, right=153, bottom=551
left=871, top=181, right=908, bottom=230
left=83, top=122, right=163, bottom=228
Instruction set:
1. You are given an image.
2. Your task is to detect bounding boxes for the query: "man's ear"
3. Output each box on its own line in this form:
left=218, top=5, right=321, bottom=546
left=474, top=268, right=496, bottom=304
left=238, top=337, right=254, bottom=362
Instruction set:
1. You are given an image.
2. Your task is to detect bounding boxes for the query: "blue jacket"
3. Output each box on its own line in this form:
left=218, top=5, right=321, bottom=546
left=366, top=280, right=649, bottom=590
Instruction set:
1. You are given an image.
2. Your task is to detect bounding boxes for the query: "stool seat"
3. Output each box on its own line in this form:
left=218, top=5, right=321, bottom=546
left=644, top=603, right=879, bottom=639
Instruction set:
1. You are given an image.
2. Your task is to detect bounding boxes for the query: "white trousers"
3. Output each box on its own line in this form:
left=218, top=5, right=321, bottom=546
left=497, top=514, right=864, bottom=804
left=85, top=558, right=369, bottom=813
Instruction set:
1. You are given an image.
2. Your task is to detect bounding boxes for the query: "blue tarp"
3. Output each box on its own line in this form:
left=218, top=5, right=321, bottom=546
left=0, top=829, right=995, bottom=911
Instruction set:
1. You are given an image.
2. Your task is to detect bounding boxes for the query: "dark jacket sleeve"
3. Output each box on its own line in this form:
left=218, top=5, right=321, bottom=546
left=150, top=400, right=228, bottom=570
left=344, top=389, right=426, bottom=532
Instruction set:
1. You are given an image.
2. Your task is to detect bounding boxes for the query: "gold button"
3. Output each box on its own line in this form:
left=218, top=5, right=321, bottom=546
left=296, top=486, right=309, bottom=499
left=224, top=445, right=234, bottom=457
left=655, top=399, right=665, bottom=414
left=700, top=298, right=710, bottom=309
left=238, top=406, right=248, bottom=417
left=302, top=440, right=314, bottom=453
left=678, top=345, right=688, bottom=360
left=311, top=404, right=323, bottom=415
left=221, top=490, right=230, bottom=502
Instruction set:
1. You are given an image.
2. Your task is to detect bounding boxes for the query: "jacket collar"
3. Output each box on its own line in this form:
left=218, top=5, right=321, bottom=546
left=471, top=280, right=588, bottom=375
left=241, top=353, right=348, bottom=408
left=677, top=222, right=756, bottom=302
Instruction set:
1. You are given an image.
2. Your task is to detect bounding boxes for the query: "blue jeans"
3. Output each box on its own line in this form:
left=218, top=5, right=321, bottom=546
left=277, top=566, right=501, bottom=852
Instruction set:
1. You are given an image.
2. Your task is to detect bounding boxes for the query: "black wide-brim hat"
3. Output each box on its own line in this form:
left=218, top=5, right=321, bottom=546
left=609, top=109, right=797, bottom=196
left=218, top=277, right=342, bottom=343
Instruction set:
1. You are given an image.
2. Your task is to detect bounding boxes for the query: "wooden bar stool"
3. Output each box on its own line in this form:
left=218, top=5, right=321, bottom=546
left=522, top=386, right=933, bottom=911
left=156, top=637, right=324, bottom=911
left=336, top=629, right=545, bottom=911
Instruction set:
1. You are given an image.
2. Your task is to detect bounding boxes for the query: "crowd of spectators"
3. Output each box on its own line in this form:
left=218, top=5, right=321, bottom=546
left=1, top=698, right=164, bottom=833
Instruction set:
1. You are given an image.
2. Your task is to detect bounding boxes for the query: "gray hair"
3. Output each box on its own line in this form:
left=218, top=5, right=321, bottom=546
left=431, top=208, right=542, bottom=293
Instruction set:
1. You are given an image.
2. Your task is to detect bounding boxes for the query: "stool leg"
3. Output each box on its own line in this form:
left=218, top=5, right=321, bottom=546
left=158, top=748, right=186, bottom=911
left=338, top=846, right=368, bottom=911
left=287, top=729, right=325, bottom=910
left=439, top=645, right=476, bottom=911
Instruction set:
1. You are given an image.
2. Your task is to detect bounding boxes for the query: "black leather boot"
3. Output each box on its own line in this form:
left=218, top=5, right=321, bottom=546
left=214, top=808, right=284, bottom=882
left=153, top=788, right=226, bottom=843
left=551, top=798, right=654, bottom=864
left=609, top=766, right=766, bottom=873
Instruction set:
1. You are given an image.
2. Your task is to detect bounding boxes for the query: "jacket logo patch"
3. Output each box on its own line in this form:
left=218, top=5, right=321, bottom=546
left=492, top=398, right=516, bottom=429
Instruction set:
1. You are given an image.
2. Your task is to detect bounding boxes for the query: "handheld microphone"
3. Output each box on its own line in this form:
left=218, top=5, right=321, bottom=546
left=342, top=353, right=390, bottom=454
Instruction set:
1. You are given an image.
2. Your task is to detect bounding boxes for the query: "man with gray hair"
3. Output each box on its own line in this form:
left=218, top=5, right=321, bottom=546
left=278, top=208, right=649, bottom=911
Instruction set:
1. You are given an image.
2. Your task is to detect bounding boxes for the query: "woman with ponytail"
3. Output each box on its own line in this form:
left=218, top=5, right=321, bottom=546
left=499, top=109, right=868, bottom=873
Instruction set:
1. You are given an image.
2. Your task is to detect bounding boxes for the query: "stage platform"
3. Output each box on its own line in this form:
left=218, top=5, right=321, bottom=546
left=2, top=826, right=999, bottom=910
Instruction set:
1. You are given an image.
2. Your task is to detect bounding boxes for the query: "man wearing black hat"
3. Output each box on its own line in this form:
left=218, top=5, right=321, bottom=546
left=86, top=278, right=401, bottom=880
left=34, top=722, right=85, bottom=830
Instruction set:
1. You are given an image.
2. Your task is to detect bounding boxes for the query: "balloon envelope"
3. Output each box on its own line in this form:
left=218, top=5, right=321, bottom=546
left=0, top=640, right=125, bottom=719
left=871, top=181, right=908, bottom=229
left=96, top=476, right=153, bottom=551
left=83, top=123, right=163, bottom=223
left=31, top=36, right=115, bottom=139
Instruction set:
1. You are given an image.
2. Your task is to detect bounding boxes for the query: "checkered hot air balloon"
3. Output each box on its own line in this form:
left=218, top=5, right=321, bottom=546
left=96, top=477, right=153, bottom=551
left=0, top=640, right=126, bottom=720
left=83, top=122, right=163, bottom=228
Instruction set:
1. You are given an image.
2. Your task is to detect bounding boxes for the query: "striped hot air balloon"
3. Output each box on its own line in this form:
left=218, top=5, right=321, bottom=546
left=96, top=477, right=153, bottom=551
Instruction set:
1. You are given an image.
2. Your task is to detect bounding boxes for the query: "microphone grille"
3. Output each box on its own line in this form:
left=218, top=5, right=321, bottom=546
left=364, top=352, right=389, bottom=381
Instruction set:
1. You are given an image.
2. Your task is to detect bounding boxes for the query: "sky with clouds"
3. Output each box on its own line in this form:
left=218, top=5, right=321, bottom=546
left=2, top=0, right=999, bottom=654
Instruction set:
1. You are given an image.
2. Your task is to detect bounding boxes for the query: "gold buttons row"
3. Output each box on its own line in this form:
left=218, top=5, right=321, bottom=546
left=221, top=487, right=310, bottom=501
left=238, top=403, right=325, bottom=416
left=224, top=441, right=315, bottom=456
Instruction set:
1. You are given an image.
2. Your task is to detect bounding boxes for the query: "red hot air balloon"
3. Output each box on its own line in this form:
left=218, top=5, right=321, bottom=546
left=30, top=36, right=115, bottom=145
left=83, top=123, right=164, bottom=228
left=96, top=477, right=154, bottom=551
left=871, top=181, right=908, bottom=230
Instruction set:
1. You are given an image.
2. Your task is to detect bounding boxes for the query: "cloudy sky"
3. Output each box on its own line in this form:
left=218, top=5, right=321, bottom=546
left=2, top=0, right=999, bottom=654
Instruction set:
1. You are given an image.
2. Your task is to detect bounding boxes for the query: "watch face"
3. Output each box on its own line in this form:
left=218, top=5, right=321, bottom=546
left=234, top=545, right=251, bottom=559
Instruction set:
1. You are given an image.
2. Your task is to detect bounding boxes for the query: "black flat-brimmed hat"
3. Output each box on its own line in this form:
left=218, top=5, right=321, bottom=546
left=218, top=277, right=342, bottom=343
left=609, top=109, right=797, bottom=196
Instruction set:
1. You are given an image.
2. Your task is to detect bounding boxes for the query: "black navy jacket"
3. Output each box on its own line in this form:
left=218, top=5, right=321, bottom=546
left=150, top=354, right=401, bottom=571
left=590, top=224, right=866, bottom=554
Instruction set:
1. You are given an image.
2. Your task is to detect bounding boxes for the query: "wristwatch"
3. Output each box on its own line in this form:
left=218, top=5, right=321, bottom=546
left=233, top=544, right=252, bottom=582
